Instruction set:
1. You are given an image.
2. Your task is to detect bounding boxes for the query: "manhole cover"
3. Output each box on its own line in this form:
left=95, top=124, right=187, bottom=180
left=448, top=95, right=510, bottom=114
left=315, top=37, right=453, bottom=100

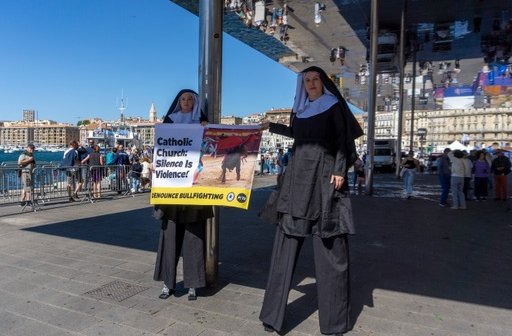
left=83, top=280, right=148, bottom=302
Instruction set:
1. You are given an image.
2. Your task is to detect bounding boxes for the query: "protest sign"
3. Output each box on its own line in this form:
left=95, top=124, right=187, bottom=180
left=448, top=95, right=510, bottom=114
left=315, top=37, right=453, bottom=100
left=151, top=124, right=262, bottom=209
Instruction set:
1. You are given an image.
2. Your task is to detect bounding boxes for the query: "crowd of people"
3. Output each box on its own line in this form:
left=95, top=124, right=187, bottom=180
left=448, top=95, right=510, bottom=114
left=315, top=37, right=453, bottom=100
left=17, top=139, right=154, bottom=205
left=437, top=147, right=511, bottom=209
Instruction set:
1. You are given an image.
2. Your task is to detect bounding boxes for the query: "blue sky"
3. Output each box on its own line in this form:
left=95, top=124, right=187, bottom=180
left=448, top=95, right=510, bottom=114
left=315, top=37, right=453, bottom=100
left=0, top=0, right=297, bottom=124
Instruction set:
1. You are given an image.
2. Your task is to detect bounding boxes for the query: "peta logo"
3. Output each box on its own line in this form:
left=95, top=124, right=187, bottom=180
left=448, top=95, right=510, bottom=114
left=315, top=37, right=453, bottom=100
left=236, top=193, right=247, bottom=203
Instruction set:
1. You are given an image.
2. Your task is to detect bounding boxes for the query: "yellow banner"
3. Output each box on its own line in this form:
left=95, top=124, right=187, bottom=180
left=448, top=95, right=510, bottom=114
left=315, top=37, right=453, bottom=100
left=150, top=186, right=252, bottom=209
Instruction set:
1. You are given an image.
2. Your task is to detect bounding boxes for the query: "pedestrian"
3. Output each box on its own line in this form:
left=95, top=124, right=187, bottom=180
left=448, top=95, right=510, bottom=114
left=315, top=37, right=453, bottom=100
left=276, top=148, right=284, bottom=187
left=352, top=156, right=363, bottom=191
left=153, top=89, right=213, bottom=301
left=485, top=151, right=493, bottom=191
left=114, top=144, right=130, bottom=193
left=130, top=157, right=142, bottom=193
left=61, top=140, right=81, bottom=202
left=491, top=149, right=511, bottom=201
left=17, top=143, right=36, bottom=206
left=83, top=145, right=104, bottom=199
left=140, top=157, right=152, bottom=191
left=449, top=149, right=466, bottom=210
left=438, top=148, right=451, bottom=207
left=400, top=151, right=419, bottom=198
left=473, top=151, right=490, bottom=201
left=462, top=151, right=473, bottom=200
left=259, top=66, right=363, bottom=335
left=76, top=142, right=89, bottom=194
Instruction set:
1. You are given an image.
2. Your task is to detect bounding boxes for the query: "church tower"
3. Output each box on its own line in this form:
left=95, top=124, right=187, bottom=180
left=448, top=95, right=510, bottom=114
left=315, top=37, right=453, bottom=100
left=149, top=102, right=157, bottom=122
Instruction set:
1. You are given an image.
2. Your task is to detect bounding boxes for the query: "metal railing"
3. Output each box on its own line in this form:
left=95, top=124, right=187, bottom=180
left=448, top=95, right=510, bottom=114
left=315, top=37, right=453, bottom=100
left=0, top=164, right=145, bottom=212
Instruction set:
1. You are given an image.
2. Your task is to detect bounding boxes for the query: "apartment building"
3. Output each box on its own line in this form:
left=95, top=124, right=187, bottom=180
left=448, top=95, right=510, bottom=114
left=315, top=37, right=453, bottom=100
left=0, top=125, right=34, bottom=146
left=0, top=121, right=79, bottom=147
left=261, top=108, right=294, bottom=149
left=361, top=107, right=512, bottom=151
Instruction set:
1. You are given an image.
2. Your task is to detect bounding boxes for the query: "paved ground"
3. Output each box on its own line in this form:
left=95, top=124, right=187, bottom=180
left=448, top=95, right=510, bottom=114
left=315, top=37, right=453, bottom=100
left=0, top=173, right=511, bottom=336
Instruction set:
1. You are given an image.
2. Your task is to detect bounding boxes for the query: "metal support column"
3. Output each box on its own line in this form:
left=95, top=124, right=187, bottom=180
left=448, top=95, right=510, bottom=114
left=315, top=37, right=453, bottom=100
left=198, top=0, right=223, bottom=285
left=395, top=4, right=406, bottom=177
left=409, top=47, right=417, bottom=153
left=365, top=0, right=379, bottom=195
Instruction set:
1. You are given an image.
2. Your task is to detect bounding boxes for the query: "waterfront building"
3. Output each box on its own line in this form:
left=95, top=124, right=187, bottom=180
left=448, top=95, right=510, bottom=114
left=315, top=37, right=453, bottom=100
left=404, top=107, right=512, bottom=151
left=23, top=109, right=35, bottom=123
left=0, top=124, right=34, bottom=147
left=130, top=122, right=156, bottom=147
left=34, top=123, right=80, bottom=147
left=360, top=107, right=512, bottom=152
left=221, top=116, right=242, bottom=125
left=261, top=108, right=293, bottom=149
left=242, top=113, right=264, bottom=124
left=0, top=120, right=78, bottom=147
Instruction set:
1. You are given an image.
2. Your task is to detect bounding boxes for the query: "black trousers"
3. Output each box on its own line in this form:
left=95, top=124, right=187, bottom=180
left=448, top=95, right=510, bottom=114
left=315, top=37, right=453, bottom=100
left=153, top=219, right=206, bottom=289
left=474, top=177, right=488, bottom=199
left=259, top=226, right=350, bottom=334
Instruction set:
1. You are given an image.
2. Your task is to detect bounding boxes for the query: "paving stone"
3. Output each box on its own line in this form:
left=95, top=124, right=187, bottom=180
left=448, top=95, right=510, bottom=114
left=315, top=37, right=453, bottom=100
left=6, top=317, right=77, bottom=336
left=81, top=320, right=157, bottom=336
left=0, top=310, right=26, bottom=334
left=49, top=294, right=114, bottom=316
left=110, top=268, right=148, bottom=283
left=154, top=302, right=247, bottom=334
left=118, top=293, right=174, bottom=315
left=9, top=299, right=101, bottom=332
left=159, top=321, right=205, bottom=336
left=114, top=261, right=154, bottom=273
left=0, top=289, right=28, bottom=307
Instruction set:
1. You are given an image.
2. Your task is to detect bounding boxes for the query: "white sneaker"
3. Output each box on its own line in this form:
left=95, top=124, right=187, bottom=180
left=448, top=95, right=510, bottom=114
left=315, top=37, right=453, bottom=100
left=450, top=206, right=458, bottom=210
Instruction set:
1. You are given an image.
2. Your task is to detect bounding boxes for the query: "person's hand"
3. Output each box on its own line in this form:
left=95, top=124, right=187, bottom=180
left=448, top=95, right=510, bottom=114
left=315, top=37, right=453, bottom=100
left=260, top=119, right=270, bottom=131
left=330, top=175, right=344, bottom=190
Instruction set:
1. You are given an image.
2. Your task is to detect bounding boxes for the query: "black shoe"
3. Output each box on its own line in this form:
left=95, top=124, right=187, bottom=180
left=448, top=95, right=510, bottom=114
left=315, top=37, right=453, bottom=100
left=188, top=288, right=197, bottom=301
left=20, top=201, right=26, bottom=207
left=263, top=323, right=276, bottom=333
left=69, top=197, right=76, bottom=202
left=158, top=288, right=174, bottom=300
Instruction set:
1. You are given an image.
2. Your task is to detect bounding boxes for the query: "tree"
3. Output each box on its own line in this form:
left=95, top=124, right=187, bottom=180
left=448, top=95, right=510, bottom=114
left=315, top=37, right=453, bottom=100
left=77, top=120, right=91, bottom=127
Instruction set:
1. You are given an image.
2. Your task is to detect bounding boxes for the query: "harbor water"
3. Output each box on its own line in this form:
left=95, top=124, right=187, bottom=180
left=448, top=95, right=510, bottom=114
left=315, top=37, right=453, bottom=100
left=0, top=150, right=64, bottom=165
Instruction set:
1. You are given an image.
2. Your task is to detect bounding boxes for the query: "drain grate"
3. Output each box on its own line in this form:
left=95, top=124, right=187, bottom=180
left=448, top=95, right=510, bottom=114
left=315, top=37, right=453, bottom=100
left=83, top=280, right=148, bottom=302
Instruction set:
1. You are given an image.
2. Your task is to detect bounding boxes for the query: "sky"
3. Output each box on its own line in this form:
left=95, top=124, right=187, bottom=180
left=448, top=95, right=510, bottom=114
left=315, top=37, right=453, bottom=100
left=0, top=0, right=297, bottom=124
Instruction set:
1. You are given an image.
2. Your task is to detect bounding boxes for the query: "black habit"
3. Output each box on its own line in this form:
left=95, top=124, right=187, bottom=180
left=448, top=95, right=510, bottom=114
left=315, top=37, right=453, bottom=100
left=153, top=89, right=213, bottom=290
left=259, top=66, right=363, bottom=335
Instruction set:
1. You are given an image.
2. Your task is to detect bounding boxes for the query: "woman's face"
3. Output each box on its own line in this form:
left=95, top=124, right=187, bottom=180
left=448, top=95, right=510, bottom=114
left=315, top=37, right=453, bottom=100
left=179, top=93, right=195, bottom=112
left=303, top=71, right=323, bottom=100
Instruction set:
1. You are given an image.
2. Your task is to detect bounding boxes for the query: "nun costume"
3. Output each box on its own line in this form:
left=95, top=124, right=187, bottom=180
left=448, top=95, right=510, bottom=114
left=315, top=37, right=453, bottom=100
left=153, top=89, right=213, bottom=300
left=259, top=66, right=363, bottom=335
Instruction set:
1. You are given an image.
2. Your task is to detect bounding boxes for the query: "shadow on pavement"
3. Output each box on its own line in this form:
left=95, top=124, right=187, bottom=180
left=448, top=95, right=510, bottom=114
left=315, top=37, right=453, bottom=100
left=22, top=176, right=512, bottom=332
